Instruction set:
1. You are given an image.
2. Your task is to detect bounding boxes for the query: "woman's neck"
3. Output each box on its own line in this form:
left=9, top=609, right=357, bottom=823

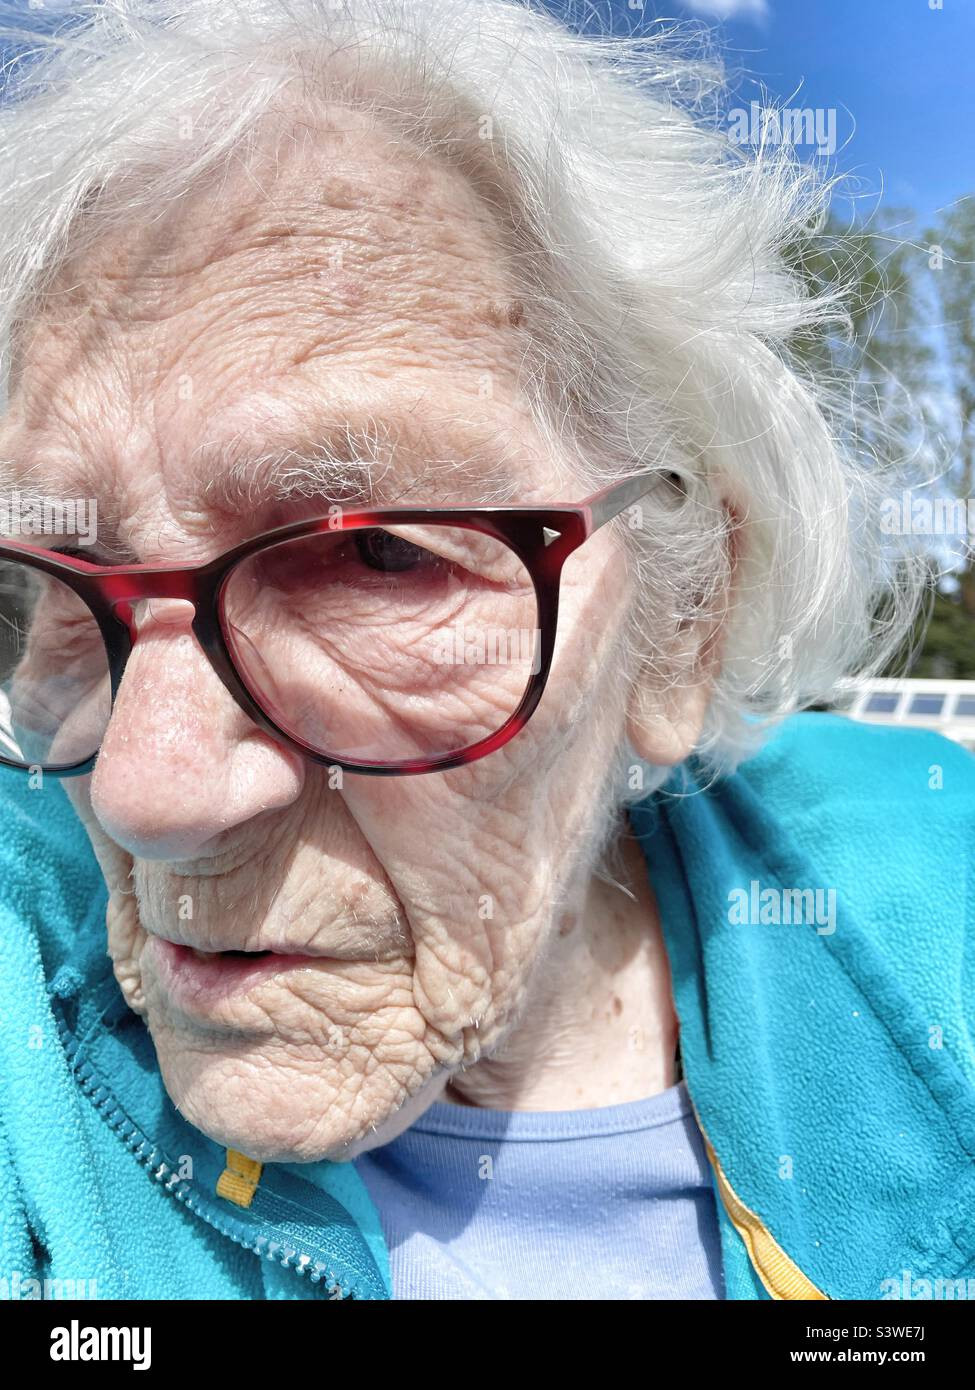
left=443, top=826, right=679, bottom=1111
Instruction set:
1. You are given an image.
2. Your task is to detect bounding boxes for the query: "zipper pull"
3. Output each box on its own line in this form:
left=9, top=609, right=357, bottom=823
left=216, top=1149, right=264, bottom=1209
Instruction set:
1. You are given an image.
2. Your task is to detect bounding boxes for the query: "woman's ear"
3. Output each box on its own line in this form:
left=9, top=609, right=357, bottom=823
left=625, top=499, right=739, bottom=767
left=626, top=668, right=713, bottom=767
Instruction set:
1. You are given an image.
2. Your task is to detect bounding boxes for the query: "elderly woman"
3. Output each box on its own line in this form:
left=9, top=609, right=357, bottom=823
left=0, top=0, right=972, bottom=1305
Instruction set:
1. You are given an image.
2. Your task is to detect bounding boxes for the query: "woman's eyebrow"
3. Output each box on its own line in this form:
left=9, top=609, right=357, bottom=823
left=0, top=465, right=110, bottom=539
left=192, top=418, right=520, bottom=514
left=0, top=415, right=523, bottom=524
left=195, top=434, right=379, bottom=514
left=0, top=464, right=82, bottom=508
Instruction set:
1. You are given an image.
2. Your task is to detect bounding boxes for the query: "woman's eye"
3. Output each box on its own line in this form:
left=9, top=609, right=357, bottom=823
left=354, top=530, right=434, bottom=573
left=52, top=545, right=113, bottom=566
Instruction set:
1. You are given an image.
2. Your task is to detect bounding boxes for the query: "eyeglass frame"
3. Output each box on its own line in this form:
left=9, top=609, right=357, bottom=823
left=0, top=469, right=670, bottom=778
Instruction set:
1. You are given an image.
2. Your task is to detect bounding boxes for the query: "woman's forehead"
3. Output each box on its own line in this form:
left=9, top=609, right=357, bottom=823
left=0, top=117, right=547, bottom=540
left=15, top=125, right=523, bottom=389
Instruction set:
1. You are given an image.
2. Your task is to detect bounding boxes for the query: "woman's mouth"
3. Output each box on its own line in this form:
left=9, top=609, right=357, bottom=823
left=147, top=937, right=328, bottom=1013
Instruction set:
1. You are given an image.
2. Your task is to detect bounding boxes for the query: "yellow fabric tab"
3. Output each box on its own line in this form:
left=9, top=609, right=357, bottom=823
left=691, top=1101, right=828, bottom=1300
left=216, top=1149, right=264, bottom=1209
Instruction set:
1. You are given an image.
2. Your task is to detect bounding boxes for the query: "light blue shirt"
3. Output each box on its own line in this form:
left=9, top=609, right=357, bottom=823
left=353, top=1079, right=725, bottom=1300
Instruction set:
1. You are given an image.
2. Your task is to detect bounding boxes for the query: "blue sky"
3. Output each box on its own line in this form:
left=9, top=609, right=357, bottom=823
left=626, top=0, right=972, bottom=226
left=3, top=0, right=971, bottom=225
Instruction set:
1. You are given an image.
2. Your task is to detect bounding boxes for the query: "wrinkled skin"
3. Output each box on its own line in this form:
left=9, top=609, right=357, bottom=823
left=0, top=108, right=714, bottom=1162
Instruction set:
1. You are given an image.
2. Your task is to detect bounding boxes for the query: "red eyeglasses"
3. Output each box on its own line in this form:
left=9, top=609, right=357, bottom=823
left=0, top=471, right=670, bottom=777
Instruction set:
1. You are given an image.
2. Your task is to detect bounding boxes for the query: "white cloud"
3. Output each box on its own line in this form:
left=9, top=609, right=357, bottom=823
left=682, top=0, right=770, bottom=21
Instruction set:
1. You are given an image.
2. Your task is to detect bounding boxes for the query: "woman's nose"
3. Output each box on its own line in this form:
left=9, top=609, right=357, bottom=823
left=89, top=599, right=304, bottom=861
left=132, top=597, right=197, bottom=630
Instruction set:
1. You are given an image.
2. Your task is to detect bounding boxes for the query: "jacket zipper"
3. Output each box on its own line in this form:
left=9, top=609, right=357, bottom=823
left=56, top=1014, right=364, bottom=1300
left=688, top=1089, right=828, bottom=1300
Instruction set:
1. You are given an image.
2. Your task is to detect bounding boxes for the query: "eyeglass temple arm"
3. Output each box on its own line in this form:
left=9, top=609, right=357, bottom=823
left=585, top=469, right=679, bottom=534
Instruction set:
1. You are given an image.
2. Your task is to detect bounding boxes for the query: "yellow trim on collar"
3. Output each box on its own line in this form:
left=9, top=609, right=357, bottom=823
left=691, top=1101, right=828, bottom=1300
left=216, top=1149, right=264, bottom=1209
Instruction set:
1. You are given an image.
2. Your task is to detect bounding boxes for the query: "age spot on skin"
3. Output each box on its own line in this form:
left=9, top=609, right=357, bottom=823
left=482, top=297, right=525, bottom=329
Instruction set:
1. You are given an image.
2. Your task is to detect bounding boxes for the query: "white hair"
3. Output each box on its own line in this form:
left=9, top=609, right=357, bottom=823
left=0, top=0, right=927, bottom=777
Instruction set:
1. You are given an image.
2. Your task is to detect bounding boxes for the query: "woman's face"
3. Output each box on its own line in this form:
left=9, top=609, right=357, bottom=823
left=0, top=111, right=695, bottom=1162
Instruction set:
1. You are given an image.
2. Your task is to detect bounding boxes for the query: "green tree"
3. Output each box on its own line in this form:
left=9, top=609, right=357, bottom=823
left=788, top=202, right=975, bottom=677
left=788, top=205, right=936, bottom=463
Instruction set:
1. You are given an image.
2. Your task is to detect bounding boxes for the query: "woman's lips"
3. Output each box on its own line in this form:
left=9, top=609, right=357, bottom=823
left=147, top=937, right=328, bottom=1012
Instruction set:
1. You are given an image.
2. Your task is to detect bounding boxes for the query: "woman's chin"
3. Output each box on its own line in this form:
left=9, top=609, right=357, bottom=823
left=152, top=1053, right=379, bottom=1164
left=152, top=1038, right=447, bottom=1166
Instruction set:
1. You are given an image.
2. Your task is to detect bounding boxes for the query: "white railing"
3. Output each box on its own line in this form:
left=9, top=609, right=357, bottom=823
left=831, top=677, right=975, bottom=749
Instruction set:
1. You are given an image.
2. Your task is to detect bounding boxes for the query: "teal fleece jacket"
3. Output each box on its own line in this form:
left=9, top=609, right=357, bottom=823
left=1, top=713, right=973, bottom=1300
